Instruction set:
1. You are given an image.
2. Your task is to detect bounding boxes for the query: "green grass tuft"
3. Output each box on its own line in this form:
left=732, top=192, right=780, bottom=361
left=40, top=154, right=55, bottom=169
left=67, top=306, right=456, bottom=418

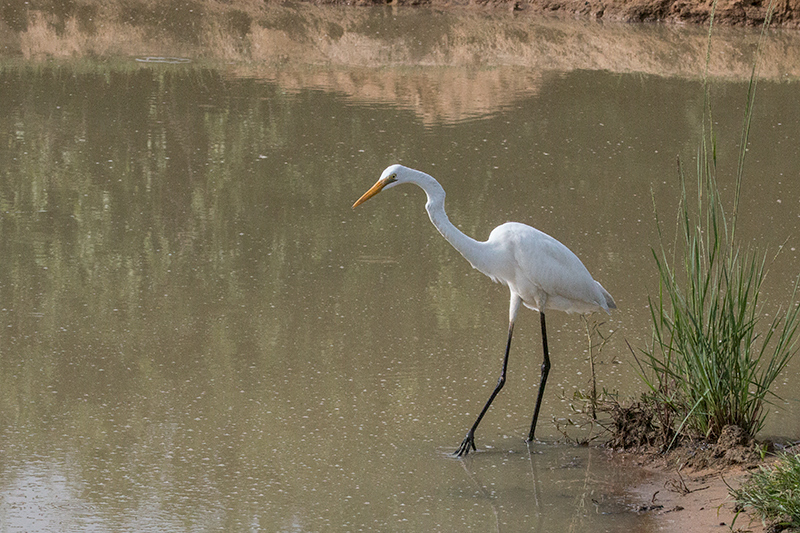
left=732, top=452, right=800, bottom=528
left=634, top=0, right=800, bottom=445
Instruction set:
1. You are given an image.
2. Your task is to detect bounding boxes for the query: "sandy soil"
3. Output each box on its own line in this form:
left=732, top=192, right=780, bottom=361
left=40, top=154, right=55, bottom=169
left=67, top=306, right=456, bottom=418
left=616, top=453, right=769, bottom=533
left=605, top=417, right=794, bottom=532
left=313, top=0, right=800, bottom=28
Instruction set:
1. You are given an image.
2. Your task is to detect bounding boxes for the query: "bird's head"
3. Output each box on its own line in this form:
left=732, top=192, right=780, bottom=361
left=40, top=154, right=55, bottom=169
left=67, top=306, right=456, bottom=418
left=352, top=164, right=408, bottom=208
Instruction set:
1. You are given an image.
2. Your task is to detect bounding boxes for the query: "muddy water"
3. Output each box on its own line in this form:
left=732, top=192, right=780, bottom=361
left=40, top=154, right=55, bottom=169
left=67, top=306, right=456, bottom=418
left=2, top=5, right=800, bottom=532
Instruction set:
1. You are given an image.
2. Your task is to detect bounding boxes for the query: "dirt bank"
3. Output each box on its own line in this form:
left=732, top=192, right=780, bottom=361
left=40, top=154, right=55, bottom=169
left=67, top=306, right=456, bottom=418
left=609, top=428, right=799, bottom=533
left=312, top=0, right=800, bottom=27
left=622, top=459, right=768, bottom=533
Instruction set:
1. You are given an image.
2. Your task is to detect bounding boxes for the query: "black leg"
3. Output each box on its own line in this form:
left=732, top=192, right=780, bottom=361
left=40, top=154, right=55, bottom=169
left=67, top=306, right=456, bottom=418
left=527, top=312, right=551, bottom=442
left=455, top=321, right=515, bottom=457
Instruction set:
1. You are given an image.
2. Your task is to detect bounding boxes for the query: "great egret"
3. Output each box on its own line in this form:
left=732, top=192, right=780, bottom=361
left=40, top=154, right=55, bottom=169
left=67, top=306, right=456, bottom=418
left=353, top=164, right=616, bottom=457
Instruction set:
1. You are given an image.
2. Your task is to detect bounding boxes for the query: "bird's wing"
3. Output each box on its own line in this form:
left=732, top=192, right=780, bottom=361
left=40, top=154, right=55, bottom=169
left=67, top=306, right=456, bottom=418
left=499, top=224, right=607, bottom=313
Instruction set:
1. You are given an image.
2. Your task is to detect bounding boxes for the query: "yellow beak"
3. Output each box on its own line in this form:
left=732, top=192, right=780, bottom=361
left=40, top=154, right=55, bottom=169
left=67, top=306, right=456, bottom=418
left=352, top=179, right=388, bottom=209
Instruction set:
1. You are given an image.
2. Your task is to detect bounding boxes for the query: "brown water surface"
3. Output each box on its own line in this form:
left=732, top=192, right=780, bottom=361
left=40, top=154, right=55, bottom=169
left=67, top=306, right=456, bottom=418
left=1, top=5, right=800, bottom=532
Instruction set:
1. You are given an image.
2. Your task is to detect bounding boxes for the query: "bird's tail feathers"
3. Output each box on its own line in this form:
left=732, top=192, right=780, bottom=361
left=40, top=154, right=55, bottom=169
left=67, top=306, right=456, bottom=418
left=597, top=282, right=616, bottom=312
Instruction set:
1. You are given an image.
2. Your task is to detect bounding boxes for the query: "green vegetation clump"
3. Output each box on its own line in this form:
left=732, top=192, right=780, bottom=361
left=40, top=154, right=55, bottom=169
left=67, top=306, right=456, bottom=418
left=634, top=4, right=800, bottom=446
left=637, top=152, right=800, bottom=442
left=732, top=452, right=800, bottom=529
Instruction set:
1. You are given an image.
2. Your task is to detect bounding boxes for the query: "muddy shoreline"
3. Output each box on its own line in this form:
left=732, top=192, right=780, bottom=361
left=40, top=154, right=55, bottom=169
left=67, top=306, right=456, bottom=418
left=616, top=452, right=769, bottom=533
left=310, top=0, right=800, bottom=27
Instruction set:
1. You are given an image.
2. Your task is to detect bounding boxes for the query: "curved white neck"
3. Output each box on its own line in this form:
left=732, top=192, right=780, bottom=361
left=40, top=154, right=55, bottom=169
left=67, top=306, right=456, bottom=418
left=410, top=171, right=489, bottom=272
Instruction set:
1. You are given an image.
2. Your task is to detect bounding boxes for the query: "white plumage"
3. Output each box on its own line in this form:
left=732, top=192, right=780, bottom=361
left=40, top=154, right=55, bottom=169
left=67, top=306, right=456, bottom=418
left=353, top=164, right=615, bottom=456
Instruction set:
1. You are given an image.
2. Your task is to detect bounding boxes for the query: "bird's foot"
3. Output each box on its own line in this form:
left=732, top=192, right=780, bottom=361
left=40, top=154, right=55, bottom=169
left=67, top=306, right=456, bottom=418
left=454, top=432, right=477, bottom=458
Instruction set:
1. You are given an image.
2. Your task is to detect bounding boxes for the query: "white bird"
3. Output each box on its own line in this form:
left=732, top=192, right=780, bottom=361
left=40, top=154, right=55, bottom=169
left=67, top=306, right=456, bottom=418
left=353, top=164, right=616, bottom=457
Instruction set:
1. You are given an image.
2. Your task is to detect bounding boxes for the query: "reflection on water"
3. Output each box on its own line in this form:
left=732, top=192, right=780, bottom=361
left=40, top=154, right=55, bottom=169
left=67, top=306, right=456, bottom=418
left=4, top=3, right=800, bottom=127
left=1, top=6, right=800, bottom=532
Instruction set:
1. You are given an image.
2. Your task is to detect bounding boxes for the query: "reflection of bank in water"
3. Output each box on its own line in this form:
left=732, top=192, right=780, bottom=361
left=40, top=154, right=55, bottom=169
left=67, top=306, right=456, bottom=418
left=5, top=5, right=800, bottom=125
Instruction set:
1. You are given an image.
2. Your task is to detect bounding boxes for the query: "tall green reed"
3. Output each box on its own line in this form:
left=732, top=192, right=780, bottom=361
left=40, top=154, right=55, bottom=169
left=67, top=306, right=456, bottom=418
left=638, top=2, right=800, bottom=442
